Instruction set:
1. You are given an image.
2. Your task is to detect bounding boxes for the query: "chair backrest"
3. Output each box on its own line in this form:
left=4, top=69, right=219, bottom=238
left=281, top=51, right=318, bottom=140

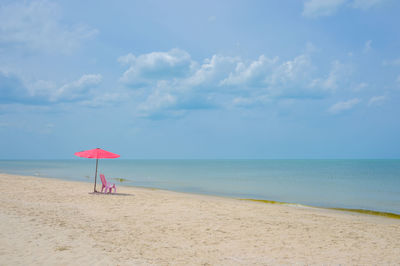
left=99, top=174, right=107, bottom=186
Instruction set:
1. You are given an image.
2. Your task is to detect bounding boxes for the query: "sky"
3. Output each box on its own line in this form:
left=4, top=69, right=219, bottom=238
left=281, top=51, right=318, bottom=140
left=0, top=0, right=400, bottom=159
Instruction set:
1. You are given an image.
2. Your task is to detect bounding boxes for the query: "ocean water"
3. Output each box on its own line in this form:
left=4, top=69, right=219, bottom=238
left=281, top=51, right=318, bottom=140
left=1, top=159, right=399, bottom=214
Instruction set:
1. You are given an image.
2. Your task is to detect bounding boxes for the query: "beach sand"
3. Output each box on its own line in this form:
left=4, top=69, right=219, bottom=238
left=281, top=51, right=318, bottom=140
left=0, top=173, right=399, bottom=265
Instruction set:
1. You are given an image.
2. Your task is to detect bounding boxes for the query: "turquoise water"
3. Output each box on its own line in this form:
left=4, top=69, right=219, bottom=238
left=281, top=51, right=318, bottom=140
left=1, top=159, right=399, bottom=214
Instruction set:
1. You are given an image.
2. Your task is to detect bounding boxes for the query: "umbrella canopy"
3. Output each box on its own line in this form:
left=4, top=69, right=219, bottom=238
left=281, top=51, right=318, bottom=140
left=75, top=148, right=120, bottom=192
left=75, top=148, right=120, bottom=159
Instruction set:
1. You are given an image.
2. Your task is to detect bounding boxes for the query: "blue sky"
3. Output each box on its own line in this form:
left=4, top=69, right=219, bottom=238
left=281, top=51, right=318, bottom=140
left=1, top=0, right=399, bottom=159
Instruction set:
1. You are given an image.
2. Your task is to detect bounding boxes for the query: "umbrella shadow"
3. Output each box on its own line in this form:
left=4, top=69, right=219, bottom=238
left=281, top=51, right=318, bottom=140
left=89, top=192, right=134, bottom=197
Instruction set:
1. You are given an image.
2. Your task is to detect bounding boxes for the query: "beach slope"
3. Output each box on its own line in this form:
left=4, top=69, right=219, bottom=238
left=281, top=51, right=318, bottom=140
left=0, top=173, right=399, bottom=265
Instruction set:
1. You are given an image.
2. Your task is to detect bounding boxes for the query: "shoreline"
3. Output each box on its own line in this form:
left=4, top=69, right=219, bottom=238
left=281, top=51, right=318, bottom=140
left=3, top=171, right=400, bottom=219
left=1, top=173, right=400, bottom=264
left=241, top=199, right=400, bottom=220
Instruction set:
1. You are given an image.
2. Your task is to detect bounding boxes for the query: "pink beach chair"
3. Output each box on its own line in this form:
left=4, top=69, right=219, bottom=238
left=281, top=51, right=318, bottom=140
left=99, top=174, right=116, bottom=194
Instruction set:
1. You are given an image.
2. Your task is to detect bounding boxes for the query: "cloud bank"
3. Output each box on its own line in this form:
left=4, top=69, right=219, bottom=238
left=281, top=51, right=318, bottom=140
left=0, top=0, right=98, bottom=53
left=0, top=71, right=102, bottom=105
left=302, top=0, right=386, bottom=18
left=119, top=49, right=350, bottom=118
left=328, top=98, right=361, bottom=114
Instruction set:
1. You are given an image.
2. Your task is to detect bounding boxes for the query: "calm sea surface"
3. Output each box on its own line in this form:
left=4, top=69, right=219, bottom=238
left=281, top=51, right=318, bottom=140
left=1, top=159, right=399, bottom=214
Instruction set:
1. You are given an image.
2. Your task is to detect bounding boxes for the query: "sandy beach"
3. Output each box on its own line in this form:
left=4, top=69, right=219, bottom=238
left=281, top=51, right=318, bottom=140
left=0, top=173, right=399, bottom=265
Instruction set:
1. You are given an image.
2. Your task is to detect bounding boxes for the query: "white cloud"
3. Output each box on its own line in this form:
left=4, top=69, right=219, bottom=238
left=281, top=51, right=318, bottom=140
left=118, top=48, right=355, bottom=117
left=363, top=40, right=372, bottom=53
left=1, top=71, right=102, bottom=104
left=383, top=58, right=400, bottom=66
left=221, top=54, right=320, bottom=99
left=134, top=53, right=319, bottom=116
left=52, top=74, right=102, bottom=102
left=302, top=0, right=347, bottom=18
left=120, top=50, right=320, bottom=99
left=310, top=60, right=349, bottom=92
left=132, top=54, right=245, bottom=118
left=268, top=55, right=313, bottom=88
left=221, top=55, right=279, bottom=87
left=368, top=95, right=386, bottom=106
left=352, top=82, right=368, bottom=91
left=27, top=79, right=57, bottom=99
left=119, top=48, right=194, bottom=87
left=118, top=53, right=137, bottom=65
left=184, top=55, right=239, bottom=89
left=328, top=98, right=361, bottom=114
left=302, top=0, right=386, bottom=18
left=0, top=0, right=98, bottom=53
left=135, top=79, right=218, bottom=119
left=137, top=89, right=177, bottom=114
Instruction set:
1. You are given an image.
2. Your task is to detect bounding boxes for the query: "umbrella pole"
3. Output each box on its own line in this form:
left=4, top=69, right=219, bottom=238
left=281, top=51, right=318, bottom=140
left=94, top=159, right=98, bottom=192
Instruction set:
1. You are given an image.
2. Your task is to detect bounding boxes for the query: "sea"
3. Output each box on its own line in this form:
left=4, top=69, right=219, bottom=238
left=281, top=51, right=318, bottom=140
left=1, top=159, right=399, bottom=214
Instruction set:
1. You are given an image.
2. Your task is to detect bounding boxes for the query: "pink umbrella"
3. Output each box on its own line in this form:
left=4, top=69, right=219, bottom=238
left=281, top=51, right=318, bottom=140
left=75, top=148, right=120, bottom=192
